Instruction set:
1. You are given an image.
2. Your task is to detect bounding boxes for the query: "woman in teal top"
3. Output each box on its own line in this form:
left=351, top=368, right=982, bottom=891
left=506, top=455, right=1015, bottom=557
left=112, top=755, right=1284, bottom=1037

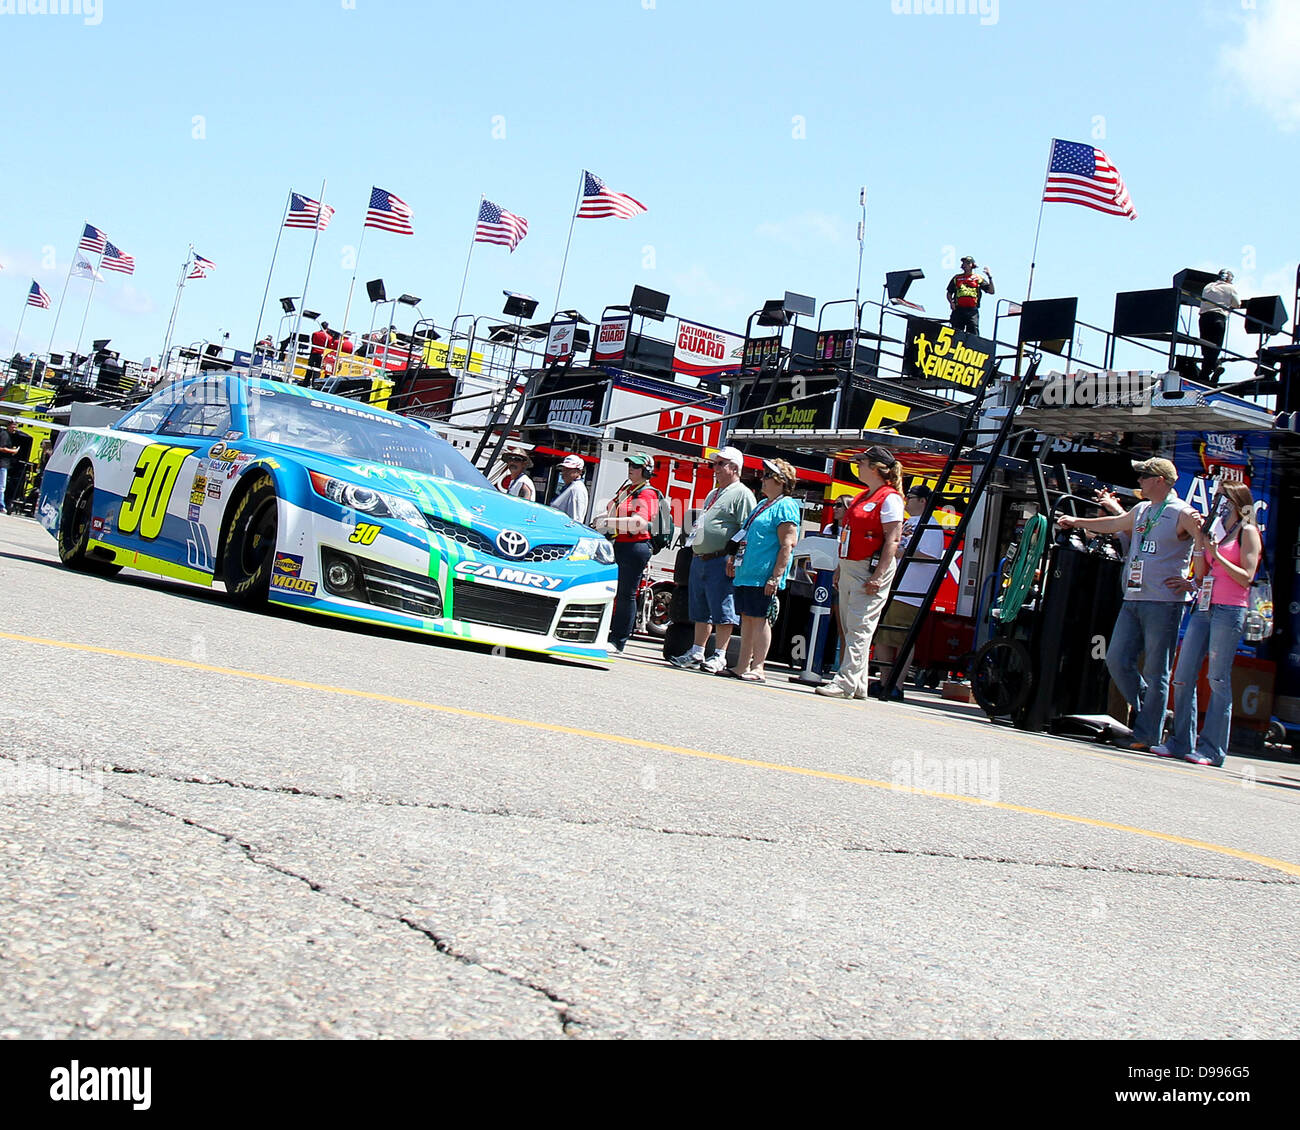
left=725, top=458, right=803, bottom=682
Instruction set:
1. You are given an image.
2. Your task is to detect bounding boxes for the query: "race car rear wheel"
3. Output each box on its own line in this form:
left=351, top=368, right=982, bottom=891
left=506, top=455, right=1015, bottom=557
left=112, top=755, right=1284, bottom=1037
left=223, top=476, right=277, bottom=605
left=57, top=465, right=121, bottom=576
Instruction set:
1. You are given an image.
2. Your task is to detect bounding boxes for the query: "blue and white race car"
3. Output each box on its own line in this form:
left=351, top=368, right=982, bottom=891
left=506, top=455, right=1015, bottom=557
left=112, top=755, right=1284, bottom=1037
left=38, top=374, right=617, bottom=660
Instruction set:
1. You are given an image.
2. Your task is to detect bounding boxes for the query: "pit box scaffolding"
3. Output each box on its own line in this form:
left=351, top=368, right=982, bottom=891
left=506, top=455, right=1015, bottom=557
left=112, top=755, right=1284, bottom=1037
left=1014, top=368, right=1300, bottom=754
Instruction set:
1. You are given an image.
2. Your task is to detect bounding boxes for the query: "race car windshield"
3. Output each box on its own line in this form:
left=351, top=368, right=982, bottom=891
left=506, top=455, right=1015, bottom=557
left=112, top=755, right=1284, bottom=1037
left=247, top=391, right=492, bottom=487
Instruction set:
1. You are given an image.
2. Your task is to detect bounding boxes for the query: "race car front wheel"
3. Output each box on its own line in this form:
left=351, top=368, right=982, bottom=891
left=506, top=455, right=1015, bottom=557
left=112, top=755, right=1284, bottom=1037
left=223, top=476, right=277, bottom=605
left=57, top=465, right=121, bottom=576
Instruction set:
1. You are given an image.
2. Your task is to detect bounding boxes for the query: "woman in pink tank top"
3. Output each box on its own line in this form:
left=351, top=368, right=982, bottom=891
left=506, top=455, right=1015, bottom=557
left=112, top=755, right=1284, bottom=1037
left=1152, top=482, right=1262, bottom=767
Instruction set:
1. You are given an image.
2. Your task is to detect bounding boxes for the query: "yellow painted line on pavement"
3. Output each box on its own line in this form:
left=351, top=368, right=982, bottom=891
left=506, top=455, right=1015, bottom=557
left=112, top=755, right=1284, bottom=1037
left=4, top=629, right=1299, bottom=880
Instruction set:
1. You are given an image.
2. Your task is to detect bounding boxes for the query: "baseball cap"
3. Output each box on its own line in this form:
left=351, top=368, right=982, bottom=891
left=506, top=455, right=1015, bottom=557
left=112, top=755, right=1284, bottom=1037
left=711, top=446, right=744, bottom=470
left=625, top=453, right=654, bottom=469
left=504, top=450, right=533, bottom=467
left=856, top=445, right=897, bottom=467
left=1131, top=457, right=1177, bottom=484
left=906, top=483, right=932, bottom=500
left=961, top=255, right=975, bottom=265
left=560, top=454, right=584, bottom=470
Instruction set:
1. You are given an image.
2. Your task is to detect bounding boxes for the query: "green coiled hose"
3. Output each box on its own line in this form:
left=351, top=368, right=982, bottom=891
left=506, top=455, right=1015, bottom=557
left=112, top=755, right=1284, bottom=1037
left=997, top=514, right=1049, bottom=625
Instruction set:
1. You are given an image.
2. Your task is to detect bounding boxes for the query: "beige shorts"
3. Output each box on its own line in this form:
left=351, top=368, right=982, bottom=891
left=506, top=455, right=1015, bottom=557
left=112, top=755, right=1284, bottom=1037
left=879, top=599, right=920, bottom=637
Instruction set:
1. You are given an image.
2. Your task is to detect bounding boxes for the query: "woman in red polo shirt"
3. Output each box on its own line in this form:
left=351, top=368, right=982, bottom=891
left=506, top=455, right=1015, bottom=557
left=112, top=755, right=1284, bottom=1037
left=597, top=453, right=659, bottom=652
left=816, top=446, right=905, bottom=700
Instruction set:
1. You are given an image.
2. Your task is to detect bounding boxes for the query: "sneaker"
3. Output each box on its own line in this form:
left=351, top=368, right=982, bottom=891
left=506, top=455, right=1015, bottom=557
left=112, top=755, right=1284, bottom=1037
left=700, top=653, right=727, bottom=674
left=1149, top=744, right=1178, bottom=758
left=1184, top=753, right=1218, bottom=766
left=669, top=651, right=702, bottom=669
left=815, top=684, right=854, bottom=699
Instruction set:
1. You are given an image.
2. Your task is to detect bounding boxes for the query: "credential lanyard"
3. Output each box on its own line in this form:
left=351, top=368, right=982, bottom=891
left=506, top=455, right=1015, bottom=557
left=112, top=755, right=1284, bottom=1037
left=1136, top=498, right=1171, bottom=549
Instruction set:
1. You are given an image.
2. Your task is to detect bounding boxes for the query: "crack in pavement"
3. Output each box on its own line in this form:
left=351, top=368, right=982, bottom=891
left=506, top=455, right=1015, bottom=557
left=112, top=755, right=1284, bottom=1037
left=82, top=777, right=584, bottom=1037
left=97, top=761, right=779, bottom=845
left=4, top=754, right=1291, bottom=883
left=844, top=843, right=1300, bottom=885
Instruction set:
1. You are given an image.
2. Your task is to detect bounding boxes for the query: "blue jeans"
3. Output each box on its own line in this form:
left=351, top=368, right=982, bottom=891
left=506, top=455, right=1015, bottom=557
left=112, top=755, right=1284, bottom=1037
left=1167, top=605, right=1247, bottom=765
left=0, top=464, right=8, bottom=513
left=610, top=540, right=652, bottom=649
left=1107, top=600, right=1187, bottom=746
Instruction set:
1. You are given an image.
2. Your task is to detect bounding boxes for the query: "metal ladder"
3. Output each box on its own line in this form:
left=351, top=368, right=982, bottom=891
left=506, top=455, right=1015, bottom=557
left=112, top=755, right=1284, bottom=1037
left=875, top=357, right=1045, bottom=702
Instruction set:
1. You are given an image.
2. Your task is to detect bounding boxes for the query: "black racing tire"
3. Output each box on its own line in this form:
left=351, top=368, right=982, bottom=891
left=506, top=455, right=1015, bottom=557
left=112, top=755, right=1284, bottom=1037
left=57, top=465, right=122, bottom=576
left=971, top=637, right=1034, bottom=719
left=222, top=476, right=278, bottom=606
left=647, top=585, right=673, bottom=638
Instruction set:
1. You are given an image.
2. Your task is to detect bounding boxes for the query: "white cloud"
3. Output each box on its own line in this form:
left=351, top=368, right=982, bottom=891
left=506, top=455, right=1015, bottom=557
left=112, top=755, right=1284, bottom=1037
left=667, top=264, right=750, bottom=318
left=101, top=283, right=156, bottom=318
left=754, top=211, right=853, bottom=250
left=1220, top=1, right=1300, bottom=130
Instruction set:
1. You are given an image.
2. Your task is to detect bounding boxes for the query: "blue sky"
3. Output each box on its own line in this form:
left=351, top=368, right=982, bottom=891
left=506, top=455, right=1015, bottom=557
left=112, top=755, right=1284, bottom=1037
left=2, top=0, right=1297, bottom=376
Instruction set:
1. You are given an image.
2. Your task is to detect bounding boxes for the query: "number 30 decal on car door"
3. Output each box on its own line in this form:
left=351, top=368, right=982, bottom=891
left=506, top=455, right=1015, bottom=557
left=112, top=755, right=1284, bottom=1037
left=117, top=444, right=191, bottom=540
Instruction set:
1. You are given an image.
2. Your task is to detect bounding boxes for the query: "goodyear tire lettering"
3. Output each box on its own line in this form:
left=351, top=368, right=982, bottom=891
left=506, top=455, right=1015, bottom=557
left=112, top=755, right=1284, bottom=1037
left=118, top=444, right=190, bottom=540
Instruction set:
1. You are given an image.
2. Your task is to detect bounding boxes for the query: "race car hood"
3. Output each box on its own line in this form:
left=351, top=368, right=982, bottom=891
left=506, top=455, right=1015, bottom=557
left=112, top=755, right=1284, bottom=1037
left=300, top=452, right=601, bottom=546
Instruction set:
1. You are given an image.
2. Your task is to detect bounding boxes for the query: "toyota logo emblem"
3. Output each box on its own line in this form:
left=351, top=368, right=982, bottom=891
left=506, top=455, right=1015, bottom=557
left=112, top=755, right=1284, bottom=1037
left=496, top=530, right=530, bottom=558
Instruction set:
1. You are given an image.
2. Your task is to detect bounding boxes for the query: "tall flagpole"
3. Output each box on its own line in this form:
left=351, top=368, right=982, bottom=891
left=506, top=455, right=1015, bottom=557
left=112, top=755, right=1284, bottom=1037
left=337, top=221, right=369, bottom=344
left=158, top=246, right=194, bottom=381
left=1015, top=140, right=1055, bottom=378
left=452, top=194, right=483, bottom=329
left=71, top=247, right=107, bottom=376
left=289, top=177, right=328, bottom=379
left=551, top=170, right=585, bottom=318
left=1025, top=139, right=1055, bottom=305
left=333, top=205, right=371, bottom=379
left=252, top=190, right=292, bottom=353
left=11, top=286, right=32, bottom=361
left=45, top=221, right=86, bottom=360
left=850, top=185, right=867, bottom=375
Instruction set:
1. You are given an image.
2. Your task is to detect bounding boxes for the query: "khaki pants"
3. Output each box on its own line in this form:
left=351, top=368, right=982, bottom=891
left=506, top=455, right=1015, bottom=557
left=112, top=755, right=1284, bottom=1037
left=829, top=557, right=895, bottom=698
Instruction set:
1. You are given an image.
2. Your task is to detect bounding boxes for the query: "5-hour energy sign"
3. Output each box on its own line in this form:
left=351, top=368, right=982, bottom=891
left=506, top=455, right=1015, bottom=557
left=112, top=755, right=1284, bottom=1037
left=904, top=320, right=995, bottom=391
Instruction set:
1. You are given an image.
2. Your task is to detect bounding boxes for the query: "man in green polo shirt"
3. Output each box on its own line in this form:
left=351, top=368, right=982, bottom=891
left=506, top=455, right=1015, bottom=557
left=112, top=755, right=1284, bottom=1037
left=669, top=446, right=755, bottom=673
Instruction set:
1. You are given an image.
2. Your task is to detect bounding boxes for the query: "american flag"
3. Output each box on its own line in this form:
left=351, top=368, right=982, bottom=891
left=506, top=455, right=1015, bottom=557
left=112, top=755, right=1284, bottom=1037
left=365, top=186, right=414, bottom=235
left=27, top=281, right=51, bottom=309
left=576, top=170, right=647, bottom=220
left=475, top=198, right=529, bottom=251
left=188, top=253, right=216, bottom=280
left=1042, top=139, right=1138, bottom=220
left=285, top=192, right=335, bottom=231
left=78, top=224, right=108, bottom=254
left=102, top=241, right=135, bottom=275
